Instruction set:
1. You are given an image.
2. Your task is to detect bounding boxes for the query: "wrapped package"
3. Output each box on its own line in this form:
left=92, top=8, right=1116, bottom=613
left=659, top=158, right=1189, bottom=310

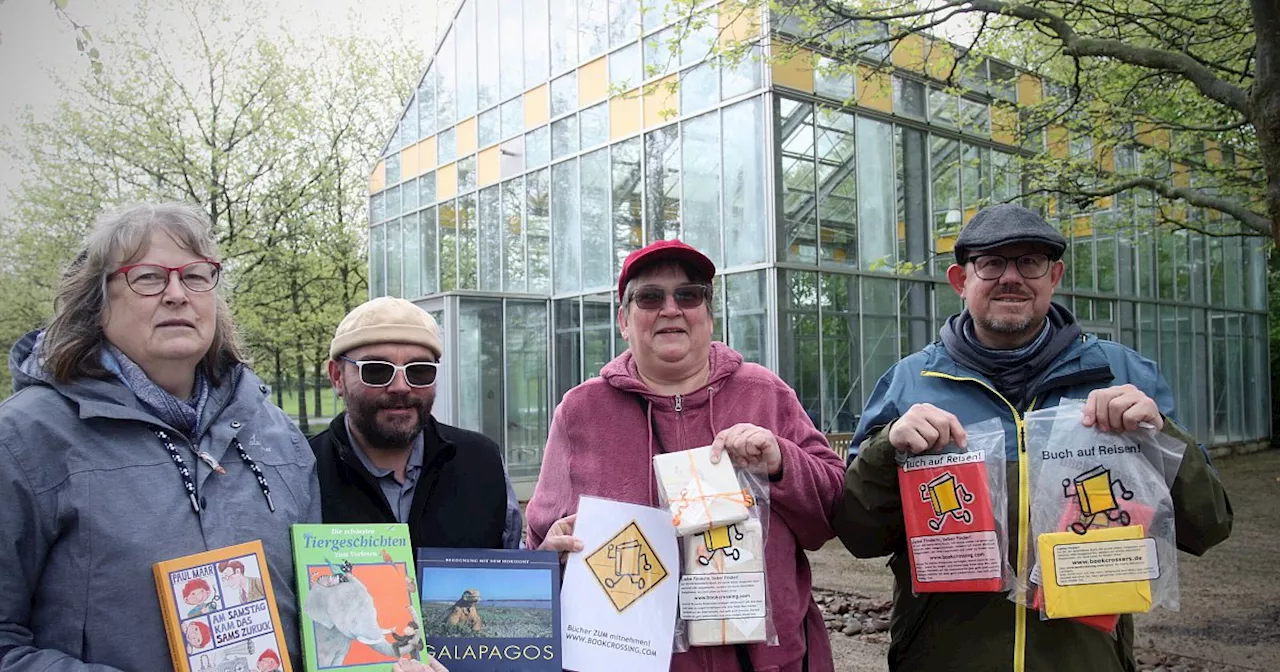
left=681, top=519, right=767, bottom=646
left=1018, top=400, right=1183, bottom=623
left=653, top=446, right=751, bottom=536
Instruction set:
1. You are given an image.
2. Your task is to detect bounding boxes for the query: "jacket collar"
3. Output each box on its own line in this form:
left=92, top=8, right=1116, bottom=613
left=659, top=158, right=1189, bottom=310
left=329, top=412, right=456, bottom=479
left=921, top=333, right=1114, bottom=398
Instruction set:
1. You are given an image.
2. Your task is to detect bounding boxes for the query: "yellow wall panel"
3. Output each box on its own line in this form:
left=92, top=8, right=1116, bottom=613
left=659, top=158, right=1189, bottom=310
left=719, top=1, right=760, bottom=45
left=580, top=56, right=608, bottom=106
left=420, top=136, right=437, bottom=172
left=400, top=143, right=420, bottom=180
left=478, top=146, right=500, bottom=187
left=1205, top=139, right=1222, bottom=166
left=991, top=103, right=1017, bottom=145
left=1135, top=120, right=1170, bottom=148
left=437, top=162, right=458, bottom=201
left=1048, top=124, right=1069, bottom=159
left=525, top=84, right=549, bottom=129
left=611, top=90, right=643, bottom=140
left=891, top=33, right=927, bottom=73
left=856, top=65, right=892, bottom=113
left=456, top=117, right=478, bottom=156
left=369, top=160, right=386, bottom=193
left=923, top=39, right=957, bottom=82
left=771, top=41, right=814, bottom=93
left=1072, top=217, right=1093, bottom=238
left=1172, top=162, right=1190, bottom=188
left=936, top=234, right=956, bottom=254
left=1018, top=74, right=1042, bottom=105
left=1099, top=146, right=1115, bottom=173
left=644, top=76, right=679, bottom=128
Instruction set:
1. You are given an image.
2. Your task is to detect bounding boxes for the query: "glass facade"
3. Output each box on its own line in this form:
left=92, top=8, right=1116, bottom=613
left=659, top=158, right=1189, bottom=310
left=369, top=0, right=1271, bottom=486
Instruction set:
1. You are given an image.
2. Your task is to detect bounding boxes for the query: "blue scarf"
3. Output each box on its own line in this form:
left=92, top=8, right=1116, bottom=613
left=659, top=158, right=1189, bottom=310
left=102, top=344, right=210, bottom=437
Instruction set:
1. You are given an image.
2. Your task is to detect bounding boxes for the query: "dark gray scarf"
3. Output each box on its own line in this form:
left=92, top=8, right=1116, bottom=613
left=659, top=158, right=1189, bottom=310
left=104, top=343, right=210, bottom=437
left=940, top=302, right=1082, bottom=408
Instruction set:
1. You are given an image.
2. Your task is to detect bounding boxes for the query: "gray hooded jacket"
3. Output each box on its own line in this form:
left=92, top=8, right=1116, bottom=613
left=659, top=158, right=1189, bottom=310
left=0, top=331, right=320, bottom=671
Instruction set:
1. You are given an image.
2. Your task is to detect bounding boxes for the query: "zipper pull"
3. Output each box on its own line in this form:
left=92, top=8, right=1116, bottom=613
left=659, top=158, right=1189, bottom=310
left=674, top=394, right=682, bottom=412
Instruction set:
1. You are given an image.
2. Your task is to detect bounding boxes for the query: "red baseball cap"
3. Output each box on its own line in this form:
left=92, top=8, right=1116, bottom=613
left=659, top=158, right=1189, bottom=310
left=616, top=239, right=716, bottom=300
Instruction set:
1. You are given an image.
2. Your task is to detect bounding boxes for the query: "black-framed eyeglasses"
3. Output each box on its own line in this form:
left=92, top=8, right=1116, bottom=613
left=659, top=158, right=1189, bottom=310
left=339, top=356, right=439, bottom=388
left=969, top=253, right=1051, bottom=281
left=109, top=260, right=221, bottom=296
left=630, top=283, right=711, bottom=310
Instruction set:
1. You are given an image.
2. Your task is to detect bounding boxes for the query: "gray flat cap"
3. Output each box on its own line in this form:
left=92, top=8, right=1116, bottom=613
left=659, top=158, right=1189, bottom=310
left=953, top=203, right=1067, bottom=264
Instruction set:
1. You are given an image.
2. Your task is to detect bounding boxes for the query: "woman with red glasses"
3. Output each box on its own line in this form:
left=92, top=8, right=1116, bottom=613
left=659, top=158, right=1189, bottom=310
left=526, top=239, right=846, bottom=672
left=0, top=203, right=319, bottom=670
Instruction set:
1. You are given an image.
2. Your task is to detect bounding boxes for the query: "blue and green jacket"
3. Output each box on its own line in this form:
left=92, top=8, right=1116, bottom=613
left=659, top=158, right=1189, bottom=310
left=835, top=334, right=1232, bottom=672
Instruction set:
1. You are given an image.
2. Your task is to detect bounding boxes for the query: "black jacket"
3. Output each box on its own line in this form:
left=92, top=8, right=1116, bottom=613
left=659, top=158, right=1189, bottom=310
left=309, top=413, right=508, bottom=550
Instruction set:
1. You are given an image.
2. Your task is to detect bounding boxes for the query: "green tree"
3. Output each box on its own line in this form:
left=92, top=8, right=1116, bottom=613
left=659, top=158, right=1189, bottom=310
left=0, top=0, right=421, bottom=404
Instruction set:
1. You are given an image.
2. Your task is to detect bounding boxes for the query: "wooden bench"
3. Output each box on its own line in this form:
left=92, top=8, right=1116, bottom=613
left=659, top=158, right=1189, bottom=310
left=826, top=432, right=856, bottom=462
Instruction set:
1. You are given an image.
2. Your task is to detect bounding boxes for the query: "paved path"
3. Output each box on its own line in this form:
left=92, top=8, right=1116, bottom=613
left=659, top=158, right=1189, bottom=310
left=807, top=449, right=1280, bottom=671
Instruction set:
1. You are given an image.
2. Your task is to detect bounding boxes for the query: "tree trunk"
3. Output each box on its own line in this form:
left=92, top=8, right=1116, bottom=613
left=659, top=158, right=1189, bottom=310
left=273, top=349, right=284, bottom=409
left=313, top=355, right=323, bottom=419
left=1252, top=0, right=1280, bottom=242
left=295, top=348, right=310, bottom=435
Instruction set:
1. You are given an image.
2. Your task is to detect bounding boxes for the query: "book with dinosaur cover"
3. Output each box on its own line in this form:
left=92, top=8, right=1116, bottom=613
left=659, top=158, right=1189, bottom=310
left=153, top=539, right=292, bottom=672
left=415, top=548, right=561, bottom=671
left=292, top=524, right=427, bottom=671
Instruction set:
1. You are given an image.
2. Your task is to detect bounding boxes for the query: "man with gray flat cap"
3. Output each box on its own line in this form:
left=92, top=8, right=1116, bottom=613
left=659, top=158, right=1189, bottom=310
left=833, top=203, right=1231, bottom=671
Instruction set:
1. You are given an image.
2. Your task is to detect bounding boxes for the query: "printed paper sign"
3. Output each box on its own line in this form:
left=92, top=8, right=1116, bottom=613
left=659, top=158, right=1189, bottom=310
left=909, top=531, right=1002, bottom=583
left=561, top=496, right=678, bottom=672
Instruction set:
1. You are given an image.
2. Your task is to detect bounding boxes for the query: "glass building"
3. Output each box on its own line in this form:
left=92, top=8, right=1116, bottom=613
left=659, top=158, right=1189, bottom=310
left=367, top=1, right=1271, bottom=495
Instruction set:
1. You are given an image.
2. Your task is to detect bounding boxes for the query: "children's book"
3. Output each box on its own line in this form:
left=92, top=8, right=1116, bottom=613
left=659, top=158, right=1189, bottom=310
left=153, top=539, right=292, bottom=672
left=292, top=524, right=426, bottom=671
left=415, top=548, right=561, bottom=672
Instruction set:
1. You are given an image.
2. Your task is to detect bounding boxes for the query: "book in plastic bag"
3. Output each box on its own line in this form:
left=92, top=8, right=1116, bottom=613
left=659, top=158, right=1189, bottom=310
left=897, top=419, right=1012, bottom=594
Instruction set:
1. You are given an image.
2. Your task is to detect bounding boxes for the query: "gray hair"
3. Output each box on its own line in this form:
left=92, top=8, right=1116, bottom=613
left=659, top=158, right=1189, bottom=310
left=620, top=260, right=715, bottom=317
left=41, top=202, right=244, bottom=385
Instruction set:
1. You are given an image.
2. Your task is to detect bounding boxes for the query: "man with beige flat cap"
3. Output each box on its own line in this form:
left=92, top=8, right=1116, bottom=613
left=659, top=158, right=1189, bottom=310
left=310, top=297, right=521, bottom=550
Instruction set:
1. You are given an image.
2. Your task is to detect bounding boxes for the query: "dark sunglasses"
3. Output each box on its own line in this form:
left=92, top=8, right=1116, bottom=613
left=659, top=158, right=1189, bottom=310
left=630, top=283, right=711, bottom=310
left=339, top=356, right=439, bottom=388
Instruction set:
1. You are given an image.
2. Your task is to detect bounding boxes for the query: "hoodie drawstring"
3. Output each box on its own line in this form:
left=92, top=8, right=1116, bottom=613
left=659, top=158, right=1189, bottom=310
left=153, top=429, right=275, bottom=513
left=646, top=400, right=656, bottom=507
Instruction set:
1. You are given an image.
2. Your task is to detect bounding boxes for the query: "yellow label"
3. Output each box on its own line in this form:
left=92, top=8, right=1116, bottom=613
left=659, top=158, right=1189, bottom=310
left=585, top=521, right=669, bottom=613
left=1038, top=525, right=1154, bottom=619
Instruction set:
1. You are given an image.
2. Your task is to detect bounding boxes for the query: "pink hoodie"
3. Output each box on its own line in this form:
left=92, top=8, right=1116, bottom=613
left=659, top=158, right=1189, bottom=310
left=527, top=342, right=845, bottom=672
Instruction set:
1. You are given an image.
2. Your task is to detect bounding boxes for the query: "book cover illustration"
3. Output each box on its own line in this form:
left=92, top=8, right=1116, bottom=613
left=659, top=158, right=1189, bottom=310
left=897, top=451, right=1004, bottom=593
left=153, top=539, right=291, bottom=672
left=416, top=548, right=560, bottom=671
left=292, top=524, right=426, bottom=671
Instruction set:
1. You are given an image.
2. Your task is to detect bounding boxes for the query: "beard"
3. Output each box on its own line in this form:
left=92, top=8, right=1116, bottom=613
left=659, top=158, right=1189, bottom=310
left=977, top=283, right=1038, bottom=335
left=345, top=388, right=434, bottom=451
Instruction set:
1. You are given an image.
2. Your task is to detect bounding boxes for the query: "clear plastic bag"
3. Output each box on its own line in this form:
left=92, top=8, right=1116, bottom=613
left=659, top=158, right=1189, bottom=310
left=896, top=418, right=1014, bottom=594
left=665, top=464, right=778, bottom=652
left=1019, top=400, right=1185, bottom=624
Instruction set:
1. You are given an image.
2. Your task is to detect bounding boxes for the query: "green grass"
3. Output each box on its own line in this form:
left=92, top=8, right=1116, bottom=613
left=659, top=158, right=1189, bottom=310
left=267, top=385, right=344, bottom=422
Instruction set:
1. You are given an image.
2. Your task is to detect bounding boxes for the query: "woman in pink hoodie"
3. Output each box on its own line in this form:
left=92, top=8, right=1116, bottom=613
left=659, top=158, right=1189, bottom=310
left=526, top=239, right=846, bottom=672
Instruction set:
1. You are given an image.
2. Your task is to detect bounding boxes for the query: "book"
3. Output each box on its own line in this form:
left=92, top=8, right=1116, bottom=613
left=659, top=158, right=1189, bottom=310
left=292, top=524, right=426, bottom=671
left=415, top=548, right=561, bottom=671
left=680, top=519, right=767, bottom=646
left=1038, top=524, right=1155, bottom=619
left=1032, top=497, right=1157, bottom=626
left=153, top=539, right=292, bottom=672
left=897, top=451, right=1004, bottom=593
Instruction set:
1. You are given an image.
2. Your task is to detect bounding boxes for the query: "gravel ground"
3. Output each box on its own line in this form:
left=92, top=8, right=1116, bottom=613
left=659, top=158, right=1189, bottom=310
left=806, top=449, right=1280, bottom=672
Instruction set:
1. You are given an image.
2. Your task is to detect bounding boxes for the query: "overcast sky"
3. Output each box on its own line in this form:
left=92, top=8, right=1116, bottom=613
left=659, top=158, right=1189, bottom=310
left=0, top=0, right=452, bottom=214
